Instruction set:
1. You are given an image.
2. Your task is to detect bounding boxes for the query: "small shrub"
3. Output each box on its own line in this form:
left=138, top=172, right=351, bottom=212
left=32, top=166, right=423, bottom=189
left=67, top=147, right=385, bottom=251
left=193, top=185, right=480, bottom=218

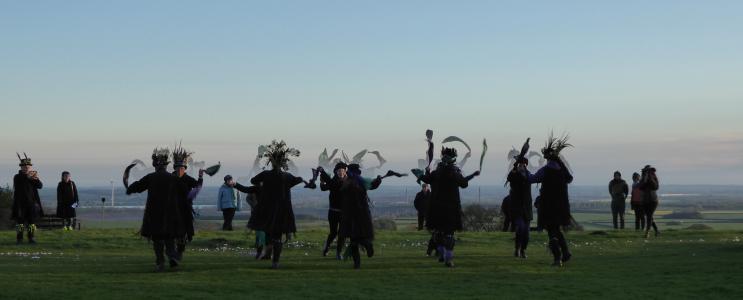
left=664, top=209, right=704, bottom=219
left=0, top=187, right=13, bottom=230
left=686, top=224, right=713, bottom=230
left=373, top=218, right=397, bottom=231
left=462, top=204, right=501, bottom=232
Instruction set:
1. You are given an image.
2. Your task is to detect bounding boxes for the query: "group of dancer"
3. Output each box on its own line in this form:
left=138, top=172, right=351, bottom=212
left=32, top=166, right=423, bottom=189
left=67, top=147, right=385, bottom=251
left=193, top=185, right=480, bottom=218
left=10, top=132, right=587, bottom=271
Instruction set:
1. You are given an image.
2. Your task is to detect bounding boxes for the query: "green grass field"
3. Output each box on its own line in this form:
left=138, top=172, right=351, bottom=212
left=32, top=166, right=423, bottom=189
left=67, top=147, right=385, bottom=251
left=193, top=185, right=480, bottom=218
left=1, top=226, right=742, bottom=300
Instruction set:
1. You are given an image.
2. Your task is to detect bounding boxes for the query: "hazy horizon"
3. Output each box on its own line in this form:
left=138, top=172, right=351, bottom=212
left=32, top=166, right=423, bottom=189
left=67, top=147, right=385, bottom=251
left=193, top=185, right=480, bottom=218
left=1, top=1, right=741, bottom=186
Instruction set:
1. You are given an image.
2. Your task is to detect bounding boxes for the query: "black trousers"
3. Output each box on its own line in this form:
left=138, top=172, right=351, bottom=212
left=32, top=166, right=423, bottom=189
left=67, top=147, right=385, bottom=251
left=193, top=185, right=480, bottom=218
left=268, top=233, right=284, bottom=264
left=153, top=238, right=177, bottom=265
left=545, top=225, right=570, bottom=261
left=417, top=213, right=426, bottom=230
left=611, top=202, right=625, bottom=229
left=644, top=202, right=659, bottom=234
left=632, top=205, right=645, bottom=230
left=325, top=210, right=344, bottom=256
left=349, top=238, right=374, bottom=268
left=502, top=216, right=515, bottom=232
left=222, top=208, right=236, bottom=231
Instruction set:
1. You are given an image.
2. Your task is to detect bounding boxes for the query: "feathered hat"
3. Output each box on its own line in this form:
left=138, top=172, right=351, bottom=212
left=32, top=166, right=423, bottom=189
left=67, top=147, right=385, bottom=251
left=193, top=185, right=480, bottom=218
left=441, top=147, right=458, bottom=164
left=151, top=147, right=171, bottom=167
left=17, top=152, right=32, bottom=167
left=262, top=140, right=300, bottom=171
left=172, top=142, right=192, bottom=169
left=541, top=132, right=572, bottom=161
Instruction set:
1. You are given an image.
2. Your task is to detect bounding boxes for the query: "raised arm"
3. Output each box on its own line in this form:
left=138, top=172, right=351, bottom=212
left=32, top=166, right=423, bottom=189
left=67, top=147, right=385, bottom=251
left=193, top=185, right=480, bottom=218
left=369, top=176, right=382, bottom=190
left=234, top=182, right=259, bottom=194
left=31, top=177, right=43, bottom=189
left=126, top=175, right=149, bottom=195
left=287, top=173, right=304, bottom=188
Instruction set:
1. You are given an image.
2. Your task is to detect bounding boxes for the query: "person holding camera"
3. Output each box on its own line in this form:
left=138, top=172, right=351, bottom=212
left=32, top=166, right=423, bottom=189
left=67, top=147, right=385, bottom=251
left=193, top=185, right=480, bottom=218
left=13, top=153, right=44, bottom=244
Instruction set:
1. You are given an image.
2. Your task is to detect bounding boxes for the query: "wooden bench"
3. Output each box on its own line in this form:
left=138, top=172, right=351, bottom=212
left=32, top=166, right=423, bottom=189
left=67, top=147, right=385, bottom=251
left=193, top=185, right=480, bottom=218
left=37, top=215, right=79, bottom=230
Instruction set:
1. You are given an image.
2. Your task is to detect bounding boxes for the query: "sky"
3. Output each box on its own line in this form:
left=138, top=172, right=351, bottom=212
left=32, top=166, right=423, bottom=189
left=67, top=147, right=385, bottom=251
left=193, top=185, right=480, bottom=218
left=1, top=1, right=742, bottom=187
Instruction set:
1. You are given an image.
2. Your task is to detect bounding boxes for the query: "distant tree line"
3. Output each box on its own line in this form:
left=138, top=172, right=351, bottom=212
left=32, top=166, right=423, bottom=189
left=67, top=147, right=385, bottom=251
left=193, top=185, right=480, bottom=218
left=0, top=186, right=13, bottom=230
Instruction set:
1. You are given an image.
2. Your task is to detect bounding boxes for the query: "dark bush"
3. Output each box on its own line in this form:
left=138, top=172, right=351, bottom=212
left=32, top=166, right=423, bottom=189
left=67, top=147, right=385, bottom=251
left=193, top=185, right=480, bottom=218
left=373, top=218, right=397, bottom=231
left=0, top=187, right=13, bottom=230
left=664, top=209, right=704, bottom=219
left=686, top=224, right=713, bottom=230
left=462, top=204, right=501, bottom=232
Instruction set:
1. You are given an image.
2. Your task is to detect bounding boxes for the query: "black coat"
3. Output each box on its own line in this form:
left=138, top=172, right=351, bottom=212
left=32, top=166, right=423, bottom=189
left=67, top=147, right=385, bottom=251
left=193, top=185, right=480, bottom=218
left=420, top=163, right=473, bottom=233
left=336, top=176, right=381, bottom=240
left=56, top=181, right=79, bottom=219
left=320, top=172, right=343, bottom=211
left=639, top=174, right=659, bottom=204
left=413, top=190, right=431, bottom=215
left=234, top=183, right=263, bottom=231
left=537, top=167, right=573, bottom=228
left=12, top=172, right=44, bottom=223
left=250, top=170, right=303, bottom=237
left=173, top=174, right=202, bottom=240
left=507, top=170, right=533, bottom=221
left=127, top=170, right=185, bottom=239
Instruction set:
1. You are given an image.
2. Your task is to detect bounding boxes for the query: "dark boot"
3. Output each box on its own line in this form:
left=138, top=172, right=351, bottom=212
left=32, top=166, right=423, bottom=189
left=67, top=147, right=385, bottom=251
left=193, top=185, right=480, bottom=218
left=176, top=242, right=186, bottom=262
left=444, top=249, right=455, bottom=267
left=360, top=240, right=374, bottom=258
left=549, top=238, right=562, bottom=267
left=350, top=243, right=361, bottom=269
left=271, top=242, right=283, bottom=269
left=165, top=239, right=179, bottom=268
left=27, top=225, right=36, bottom=244
left=322, top=238, right=331, bottom=257
left=16, top=224, right=24, bottom=244
left=336, top=237, right=345, bottom=260
left=558, top=236, right=571, bottom=263
left=255, top=246, right=264, bottom=260
left=426, top=238, right=435, bottom=256
left=263, top=245, right=273, bottom=260
left=153, top=240, right=166, bottom=270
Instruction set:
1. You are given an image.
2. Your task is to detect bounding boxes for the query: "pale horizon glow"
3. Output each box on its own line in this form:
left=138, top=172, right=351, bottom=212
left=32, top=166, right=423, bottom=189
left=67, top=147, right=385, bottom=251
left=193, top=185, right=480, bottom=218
left=1, top=1, right=742, bottom=186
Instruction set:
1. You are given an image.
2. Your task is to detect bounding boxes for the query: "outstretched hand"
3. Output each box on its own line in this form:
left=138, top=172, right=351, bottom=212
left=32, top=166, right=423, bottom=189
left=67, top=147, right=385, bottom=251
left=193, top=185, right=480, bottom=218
left=472, top=171, right=481, bottom=177
left=198, top=169, right=205, bottom=178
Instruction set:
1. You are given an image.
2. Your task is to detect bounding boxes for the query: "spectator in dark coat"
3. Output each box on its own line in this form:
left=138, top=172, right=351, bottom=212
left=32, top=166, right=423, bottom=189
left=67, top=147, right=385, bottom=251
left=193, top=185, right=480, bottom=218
left=56, top=171, right=79, bottom=231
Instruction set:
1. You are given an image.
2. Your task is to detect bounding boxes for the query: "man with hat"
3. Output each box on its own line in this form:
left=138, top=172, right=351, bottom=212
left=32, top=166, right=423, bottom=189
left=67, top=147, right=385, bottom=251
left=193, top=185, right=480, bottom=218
left=126, top=148, right=185, bottom=272
left=12, top=153, right=44, bottom=244
left=506, top=155, right=533, bottom=259
left=337, top=163, right=388, bottom=269
left=417, top=147, right=480, bottom=268
left=528, top=133, right=574, bottom=267
left=249, top=140, right=305, bottom=269
left=171, top=145, right=204, bottom=261
left=608, top=171, right=629, bottom=229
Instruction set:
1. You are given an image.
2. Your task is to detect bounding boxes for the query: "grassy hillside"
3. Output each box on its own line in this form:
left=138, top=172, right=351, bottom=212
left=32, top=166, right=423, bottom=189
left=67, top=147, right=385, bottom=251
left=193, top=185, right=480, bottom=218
left=0, top=227, right=742, bottom=299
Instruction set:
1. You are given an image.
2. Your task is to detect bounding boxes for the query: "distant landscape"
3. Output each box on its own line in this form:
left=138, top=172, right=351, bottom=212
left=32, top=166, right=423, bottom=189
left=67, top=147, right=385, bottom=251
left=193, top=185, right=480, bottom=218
left=21, top=184, right=743, bottom=232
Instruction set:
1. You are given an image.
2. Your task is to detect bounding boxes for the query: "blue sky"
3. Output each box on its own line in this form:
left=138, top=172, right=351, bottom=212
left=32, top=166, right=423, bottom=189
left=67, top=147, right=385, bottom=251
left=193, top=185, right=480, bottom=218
left=1, top=1, right=741, bottom=186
